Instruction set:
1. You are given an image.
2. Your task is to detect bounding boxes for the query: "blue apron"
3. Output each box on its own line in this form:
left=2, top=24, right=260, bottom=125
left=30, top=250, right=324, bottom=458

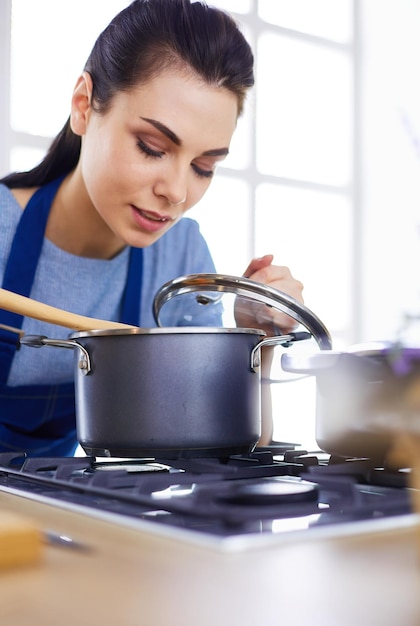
left=0, top=177, right=143, bottom=457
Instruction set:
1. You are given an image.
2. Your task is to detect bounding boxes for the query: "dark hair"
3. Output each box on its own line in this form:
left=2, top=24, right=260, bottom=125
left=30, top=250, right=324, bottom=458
left=2, top=0, right=254, bottom=188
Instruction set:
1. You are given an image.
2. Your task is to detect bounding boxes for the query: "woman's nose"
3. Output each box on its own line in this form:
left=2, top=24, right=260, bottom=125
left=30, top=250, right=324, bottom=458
left=154, top=167, right=187, bottom=207
left=168, top=196, right=186, bottom=207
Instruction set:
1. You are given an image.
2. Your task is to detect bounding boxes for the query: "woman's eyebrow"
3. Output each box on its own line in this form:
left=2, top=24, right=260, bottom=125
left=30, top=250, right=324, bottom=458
left=140, top=117, right=181, bottom=145
left=202, top=147, right=229, bottom=157
left=140, top=117, right=229, bottom=157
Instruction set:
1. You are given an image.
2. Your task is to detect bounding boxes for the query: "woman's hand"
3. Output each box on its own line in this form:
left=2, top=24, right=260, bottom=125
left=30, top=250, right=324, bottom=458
left=234, top=254, right=304, bottom=335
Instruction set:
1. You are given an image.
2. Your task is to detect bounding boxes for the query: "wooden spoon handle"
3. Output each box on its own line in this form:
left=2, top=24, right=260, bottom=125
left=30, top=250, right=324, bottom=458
left=0, top=288, right=136, bottom=332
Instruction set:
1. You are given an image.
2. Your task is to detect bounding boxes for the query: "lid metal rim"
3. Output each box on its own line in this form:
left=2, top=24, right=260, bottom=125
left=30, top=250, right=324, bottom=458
left=69, top=327, right=266, bottom=339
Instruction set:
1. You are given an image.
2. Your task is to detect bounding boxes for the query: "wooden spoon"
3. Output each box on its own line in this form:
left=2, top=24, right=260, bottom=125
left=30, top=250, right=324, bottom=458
left=0, top=287, right=137, bottom=333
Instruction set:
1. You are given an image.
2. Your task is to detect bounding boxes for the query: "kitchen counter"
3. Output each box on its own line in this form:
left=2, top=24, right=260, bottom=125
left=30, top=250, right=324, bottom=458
left=0, top=492, right=419, bottom=626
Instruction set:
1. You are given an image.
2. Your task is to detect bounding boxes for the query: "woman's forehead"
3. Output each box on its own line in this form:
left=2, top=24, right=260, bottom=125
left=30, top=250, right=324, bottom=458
left=112, top=70, right=239, bottom=145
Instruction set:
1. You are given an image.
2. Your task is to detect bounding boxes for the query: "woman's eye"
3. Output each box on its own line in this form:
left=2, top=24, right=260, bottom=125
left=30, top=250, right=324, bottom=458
left=137, top=137, right=214, bottom=179
left=191, top=163, right=214, bottom=179
left=137, top=138, right=164, bottom=158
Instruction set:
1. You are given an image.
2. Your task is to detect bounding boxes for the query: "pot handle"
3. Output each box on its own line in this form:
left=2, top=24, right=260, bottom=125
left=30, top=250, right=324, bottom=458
left=19, top=335, right=92, bottom=375
left=250, top=331, right=313, bottom=371
left=153, top=273, right=332, bottom=350
left=281, top=349, right=391, bottom=379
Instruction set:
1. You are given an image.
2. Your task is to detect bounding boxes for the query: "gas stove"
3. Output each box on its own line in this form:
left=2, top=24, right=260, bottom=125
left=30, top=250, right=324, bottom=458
left=0, top=444, right=416, bottom=551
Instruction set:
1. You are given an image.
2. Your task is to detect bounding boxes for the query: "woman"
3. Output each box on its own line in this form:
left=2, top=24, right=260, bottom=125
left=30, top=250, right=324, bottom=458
left=0, top=0, right=303, bottom=456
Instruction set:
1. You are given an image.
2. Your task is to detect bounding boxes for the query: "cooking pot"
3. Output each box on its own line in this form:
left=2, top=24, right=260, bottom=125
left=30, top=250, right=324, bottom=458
left=281, top=342, right=420, bottom=461
left=20, top=274, right=332, bottom=458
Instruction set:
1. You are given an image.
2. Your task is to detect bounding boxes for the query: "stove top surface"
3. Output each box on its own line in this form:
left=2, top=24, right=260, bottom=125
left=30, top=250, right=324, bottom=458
left=0, top=445, right=416, bottom=549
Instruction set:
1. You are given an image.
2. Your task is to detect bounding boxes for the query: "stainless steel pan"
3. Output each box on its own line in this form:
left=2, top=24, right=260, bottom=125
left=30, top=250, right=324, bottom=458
left=282, top=342, right=420, bottom=460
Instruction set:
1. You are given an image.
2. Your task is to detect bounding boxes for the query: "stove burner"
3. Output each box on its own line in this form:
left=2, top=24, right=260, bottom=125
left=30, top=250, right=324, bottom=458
left=92, top=461, right=170, bottom=474
left=217, top=478, right=319, bottom=506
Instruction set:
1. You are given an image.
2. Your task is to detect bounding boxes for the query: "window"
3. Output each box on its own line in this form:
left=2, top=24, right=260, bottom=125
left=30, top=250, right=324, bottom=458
left=1, top=0, right=356, bottom=450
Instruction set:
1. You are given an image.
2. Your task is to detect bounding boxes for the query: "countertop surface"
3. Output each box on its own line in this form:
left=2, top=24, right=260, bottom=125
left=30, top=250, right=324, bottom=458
left=0, top=490, right=419, bottom=626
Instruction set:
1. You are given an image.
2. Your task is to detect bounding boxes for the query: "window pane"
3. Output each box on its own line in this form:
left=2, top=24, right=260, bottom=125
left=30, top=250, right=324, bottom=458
left=271, top=374, right=317, bottom=450
left=256, top=33, right=352, bottom=186
left=259, top=0, right=353, bottom=43
left=10, top=146, right=45, bottom=172
left=10, top=0, right=129, bottom=136
left=221, top=103, right=253, bottom=171
left=255, top=183, right=352, bottom=335
left=188, top=175, right=251, bottom=276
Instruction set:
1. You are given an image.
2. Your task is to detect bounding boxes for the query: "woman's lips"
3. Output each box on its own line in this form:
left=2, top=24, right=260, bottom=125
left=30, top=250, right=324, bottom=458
left=131, top=206, right=176, bottom=233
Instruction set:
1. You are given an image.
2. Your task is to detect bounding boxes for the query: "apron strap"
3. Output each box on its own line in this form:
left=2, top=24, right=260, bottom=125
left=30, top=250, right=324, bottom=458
left=0, top=178, right=64, bottom=383
left=2, top=177, right=63, bottom=299
left=121, top=246, right=143, bottom=326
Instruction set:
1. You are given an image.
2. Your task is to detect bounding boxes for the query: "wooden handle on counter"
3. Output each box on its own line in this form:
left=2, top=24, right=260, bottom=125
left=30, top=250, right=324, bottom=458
left=0, top=511, right=43, bottom=569
left=0, top=287, right=137, bottom=332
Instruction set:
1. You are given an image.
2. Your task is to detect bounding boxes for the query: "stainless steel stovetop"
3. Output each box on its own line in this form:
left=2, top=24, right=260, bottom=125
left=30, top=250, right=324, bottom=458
left=0, top=445, right=417, bottom=551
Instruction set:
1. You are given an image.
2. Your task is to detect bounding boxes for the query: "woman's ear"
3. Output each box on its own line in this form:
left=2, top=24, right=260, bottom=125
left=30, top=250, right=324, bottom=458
left=70, top=71, right=93, bottom=136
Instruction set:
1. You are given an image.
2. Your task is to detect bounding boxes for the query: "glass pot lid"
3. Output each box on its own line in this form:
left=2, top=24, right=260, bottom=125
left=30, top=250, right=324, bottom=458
left=153, top=273, right=332, bottom=350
